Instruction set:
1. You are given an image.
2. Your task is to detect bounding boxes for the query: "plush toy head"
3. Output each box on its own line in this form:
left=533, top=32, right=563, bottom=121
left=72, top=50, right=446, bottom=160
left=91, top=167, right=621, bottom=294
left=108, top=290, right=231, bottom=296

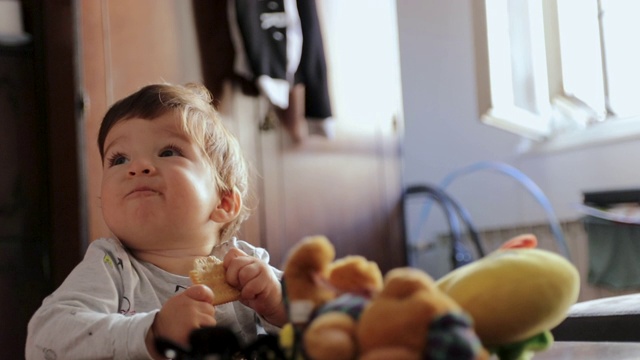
left=436, top=234, right=580, bottom=348
left=282, top=235, right=384, bottom=315
left=282, top=235, right=337, bottom=309
left=281, top=235, right=385, bottom=360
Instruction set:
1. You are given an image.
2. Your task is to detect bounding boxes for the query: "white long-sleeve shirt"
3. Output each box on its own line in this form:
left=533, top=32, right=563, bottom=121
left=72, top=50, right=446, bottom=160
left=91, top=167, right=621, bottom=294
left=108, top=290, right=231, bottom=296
left=26, top=237, right=282, bottom=359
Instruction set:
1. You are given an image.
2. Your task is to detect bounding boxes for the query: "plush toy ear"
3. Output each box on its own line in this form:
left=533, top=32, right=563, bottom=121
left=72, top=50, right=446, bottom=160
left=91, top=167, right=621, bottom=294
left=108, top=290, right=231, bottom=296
left=210, top=188, right=242, bottom=223
left=499, top=234, right=538, bottom=250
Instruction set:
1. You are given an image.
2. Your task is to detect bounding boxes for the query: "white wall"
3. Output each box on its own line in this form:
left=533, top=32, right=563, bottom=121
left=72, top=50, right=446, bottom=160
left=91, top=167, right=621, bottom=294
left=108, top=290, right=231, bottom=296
left=397, top=1, right=640, bottom=238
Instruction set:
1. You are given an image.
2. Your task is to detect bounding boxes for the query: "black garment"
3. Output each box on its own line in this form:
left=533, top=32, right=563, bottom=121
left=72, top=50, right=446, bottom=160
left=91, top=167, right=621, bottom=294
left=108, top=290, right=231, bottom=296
left=230, top=0, right=331, bottom=119
left=294, top=0, right=332, bottom=120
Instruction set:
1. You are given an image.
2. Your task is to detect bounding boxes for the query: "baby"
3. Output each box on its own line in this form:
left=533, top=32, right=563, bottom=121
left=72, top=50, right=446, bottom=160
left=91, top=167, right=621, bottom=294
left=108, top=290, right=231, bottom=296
left=26, top=83, right=286, bottom=359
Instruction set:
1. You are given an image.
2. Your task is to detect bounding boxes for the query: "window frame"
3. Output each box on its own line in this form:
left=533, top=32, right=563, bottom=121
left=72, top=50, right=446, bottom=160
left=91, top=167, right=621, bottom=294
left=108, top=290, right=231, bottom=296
left=475, top=0, right=640, bottom=154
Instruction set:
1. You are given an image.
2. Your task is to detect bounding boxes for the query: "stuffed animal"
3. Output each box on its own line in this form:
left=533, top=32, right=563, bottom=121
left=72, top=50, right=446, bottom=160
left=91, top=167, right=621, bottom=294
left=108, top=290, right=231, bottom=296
left=281, top=235, right=383, bottom=326
left=302, top=252, right=384, bottom=360
left=280, top=234, right=579, bottom=360
left=281, top=235, right=486, bottom=360
left=436, top=234, right=580, bottom=359
left=281, top=235, right=338, bottom=317
left=281, top=235, right=384, bottom=360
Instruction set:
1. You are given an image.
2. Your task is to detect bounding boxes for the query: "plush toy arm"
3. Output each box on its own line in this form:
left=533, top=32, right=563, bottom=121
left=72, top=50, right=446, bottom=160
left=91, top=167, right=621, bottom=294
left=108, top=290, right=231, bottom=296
left=489, top=331, right=554, bottom=360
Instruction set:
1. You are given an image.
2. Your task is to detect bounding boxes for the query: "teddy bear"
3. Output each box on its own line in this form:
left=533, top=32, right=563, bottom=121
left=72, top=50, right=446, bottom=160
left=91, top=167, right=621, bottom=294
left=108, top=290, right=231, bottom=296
left=281, top=235, right=383, bottom=324
left=281, top=235, right=384, bottom=360
left=281, top=235, right=487, bottom=360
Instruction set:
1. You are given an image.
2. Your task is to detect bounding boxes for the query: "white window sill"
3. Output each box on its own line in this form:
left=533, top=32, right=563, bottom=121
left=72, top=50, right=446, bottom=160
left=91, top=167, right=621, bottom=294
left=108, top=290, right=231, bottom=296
left=521, top=116, right=640, bottom=155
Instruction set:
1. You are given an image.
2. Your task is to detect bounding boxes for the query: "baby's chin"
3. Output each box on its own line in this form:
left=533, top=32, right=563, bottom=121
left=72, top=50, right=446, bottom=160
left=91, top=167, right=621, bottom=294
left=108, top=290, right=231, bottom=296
left=109, top=222, right=218, bottom=250
left=120, top=240, right=215, bottom=257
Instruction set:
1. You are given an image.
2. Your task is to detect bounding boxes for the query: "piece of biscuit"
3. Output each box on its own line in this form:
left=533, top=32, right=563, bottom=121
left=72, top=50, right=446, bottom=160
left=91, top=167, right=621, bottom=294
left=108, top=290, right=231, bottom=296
left=189, top=256, right=241, bottom=306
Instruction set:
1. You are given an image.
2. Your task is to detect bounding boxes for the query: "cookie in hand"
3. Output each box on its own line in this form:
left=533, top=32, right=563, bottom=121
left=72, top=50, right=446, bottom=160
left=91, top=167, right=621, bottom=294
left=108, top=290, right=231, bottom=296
left=189, top=256, right=241, bottom=306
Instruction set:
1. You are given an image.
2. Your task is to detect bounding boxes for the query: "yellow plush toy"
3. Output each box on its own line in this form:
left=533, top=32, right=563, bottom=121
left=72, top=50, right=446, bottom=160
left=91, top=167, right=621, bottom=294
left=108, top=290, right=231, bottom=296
left=436, top=234, right=580, bottom=359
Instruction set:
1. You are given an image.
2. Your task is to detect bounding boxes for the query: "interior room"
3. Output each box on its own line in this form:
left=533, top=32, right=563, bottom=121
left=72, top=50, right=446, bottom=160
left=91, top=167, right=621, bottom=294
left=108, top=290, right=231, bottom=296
left=3, top=0, right=640, bottom=358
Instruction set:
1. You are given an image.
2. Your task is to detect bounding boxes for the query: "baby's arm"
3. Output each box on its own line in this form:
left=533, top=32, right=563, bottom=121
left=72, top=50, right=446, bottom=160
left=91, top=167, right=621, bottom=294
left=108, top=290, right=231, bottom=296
left=223, top=248, right=287, bottom=327
left=26, top=243, right=155, bottom=359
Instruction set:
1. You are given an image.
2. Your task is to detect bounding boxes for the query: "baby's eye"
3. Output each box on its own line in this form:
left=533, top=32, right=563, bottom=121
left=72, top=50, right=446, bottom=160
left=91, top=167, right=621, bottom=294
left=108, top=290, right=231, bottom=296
left=159, top=145, right=183, bottom=157
left=108, top=153, right=128, bottom=167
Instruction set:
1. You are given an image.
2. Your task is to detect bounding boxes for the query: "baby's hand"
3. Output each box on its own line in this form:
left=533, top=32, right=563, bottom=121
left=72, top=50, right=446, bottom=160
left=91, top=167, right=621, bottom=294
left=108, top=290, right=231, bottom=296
left=149, top=285, right=216, bottom=349
left=223, top=248, right=287, bottom=326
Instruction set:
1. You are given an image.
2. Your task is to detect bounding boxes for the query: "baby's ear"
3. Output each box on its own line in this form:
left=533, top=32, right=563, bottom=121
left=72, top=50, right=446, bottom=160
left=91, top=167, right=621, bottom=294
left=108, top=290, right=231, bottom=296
left=210, top=188, right=242, bottom=223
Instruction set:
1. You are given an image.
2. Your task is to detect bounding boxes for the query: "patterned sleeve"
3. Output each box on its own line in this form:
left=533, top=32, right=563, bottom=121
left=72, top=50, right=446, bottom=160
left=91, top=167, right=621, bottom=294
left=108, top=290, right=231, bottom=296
left=25, top=239, right=156, bottom=360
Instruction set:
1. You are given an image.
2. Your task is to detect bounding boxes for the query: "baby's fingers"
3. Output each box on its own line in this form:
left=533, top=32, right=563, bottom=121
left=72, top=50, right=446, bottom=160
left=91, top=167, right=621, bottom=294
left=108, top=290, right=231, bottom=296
left=224, top=250, right=257, bottom=287
left=223, top=248, right=248, bottom=267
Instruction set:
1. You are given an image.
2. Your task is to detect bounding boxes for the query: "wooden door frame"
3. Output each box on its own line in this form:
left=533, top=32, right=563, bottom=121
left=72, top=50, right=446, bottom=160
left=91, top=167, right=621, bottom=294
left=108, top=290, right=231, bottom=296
left=25, top=0, right=87, bottom=286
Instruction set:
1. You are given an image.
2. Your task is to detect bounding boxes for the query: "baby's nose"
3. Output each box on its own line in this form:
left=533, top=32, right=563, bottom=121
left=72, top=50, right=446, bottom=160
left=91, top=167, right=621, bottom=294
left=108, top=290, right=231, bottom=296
left=128, top=160, right=155, bottom=176
left=129, top=168, right=151, bottom=176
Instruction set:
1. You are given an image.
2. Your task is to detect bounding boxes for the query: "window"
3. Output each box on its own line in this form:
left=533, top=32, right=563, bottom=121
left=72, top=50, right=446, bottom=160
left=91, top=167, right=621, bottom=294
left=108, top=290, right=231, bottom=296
left=479, top=0, right=640, bottom=153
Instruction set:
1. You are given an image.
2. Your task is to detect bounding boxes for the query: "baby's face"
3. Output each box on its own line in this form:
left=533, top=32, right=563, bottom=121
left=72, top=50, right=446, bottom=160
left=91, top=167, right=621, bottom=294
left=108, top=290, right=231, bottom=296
left=100, top=112, right=221, bottom=251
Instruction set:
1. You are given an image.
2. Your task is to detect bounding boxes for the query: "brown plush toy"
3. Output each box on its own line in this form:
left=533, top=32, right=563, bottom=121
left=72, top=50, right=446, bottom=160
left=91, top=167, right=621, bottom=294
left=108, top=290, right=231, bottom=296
left=282, top=235, right=384, bottom=360
left=282, top=235, right=337, bottom=312
left=282, top=235, right=487, bottom=360
left=303, top=254, right=385, bottom=360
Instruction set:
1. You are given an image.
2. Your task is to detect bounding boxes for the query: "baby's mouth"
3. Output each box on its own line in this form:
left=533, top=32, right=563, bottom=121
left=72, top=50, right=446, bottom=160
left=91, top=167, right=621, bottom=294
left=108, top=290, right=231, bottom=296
left=127, top=186, right=159, bottom=198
